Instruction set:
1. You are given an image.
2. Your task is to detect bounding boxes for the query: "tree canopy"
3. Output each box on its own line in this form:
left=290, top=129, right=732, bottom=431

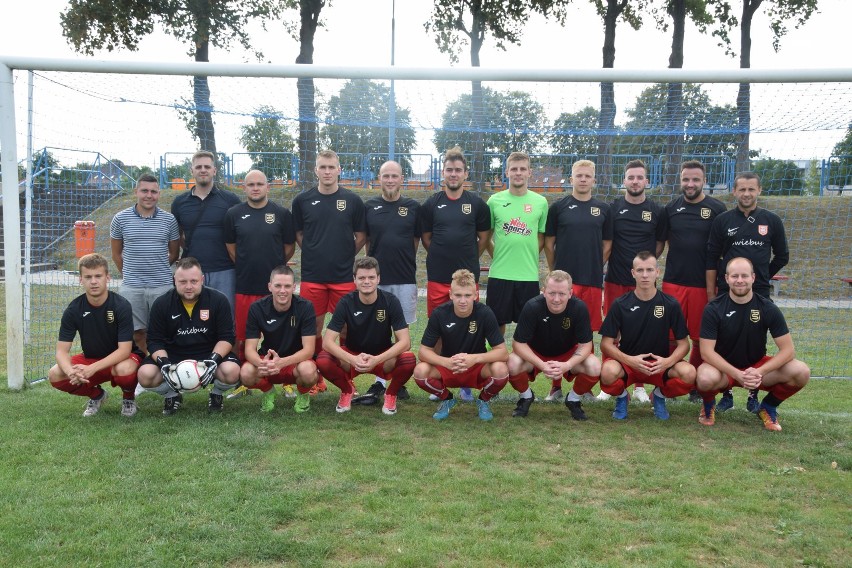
left=240, top=106, right=298, bottom=180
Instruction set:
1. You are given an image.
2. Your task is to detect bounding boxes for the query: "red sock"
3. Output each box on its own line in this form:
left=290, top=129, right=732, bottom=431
left=661, top=376, right=693, bottom=398
left=251, top=378, right=273, bottom=393
left=414, top=376, right=448, bottom=400
left=296, top=383, right=311, bottom=394
left=315, top=352, right=353, bottom=393
left=386, top=352, right=416, bottom=395
left=573, top=374, right=599, bottom=395
left=51, top=378, right=102, bottom=399
left=551, top=378, right=562, bottom=389
left=508, top=373, right=529, bottom=394
left=600, top=378, right=626, bottom=396
left=768, top=382, right=803, bottom=402
left=112, top=373, right=138, bottom=400
left=479, top=375, right=508, bottom=401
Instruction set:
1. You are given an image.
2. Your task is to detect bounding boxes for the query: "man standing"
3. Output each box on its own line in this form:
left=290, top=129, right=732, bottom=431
left=137, top=258, right=241, bottom=415
left=601, top=160, right=667, bottom=403
left=239, top=265, right=318, bottom=413
left=706, top=171, right=789, bottom=412
left=224, top=169, right=295, bottom=359
left=599, top=252, right=696, bottom=421
left=507, top=271, right=601, bottom=420
left=485, top=151, right=548, bottom=334
left=316, top=257, right=416, bottom=416
left=696, top=257, right=809, bottom=430
left=171, top=151, right=240, bottom=312
left=413, top=269, right=509, bottom=421
left=291, top=150, right=367, bottom=341
left=49, top=254, right=142, bottom=417
left=543, top=159, right=612, bottom=401
left=110, top=174, right=180, bottom=353
left=661, top=161, right=726, bottom=374
left=361, top=160, right=421, bottom=403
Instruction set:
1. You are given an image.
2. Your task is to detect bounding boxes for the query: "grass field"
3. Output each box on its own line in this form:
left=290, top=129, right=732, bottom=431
left=0, top=377, right=849, bottom=567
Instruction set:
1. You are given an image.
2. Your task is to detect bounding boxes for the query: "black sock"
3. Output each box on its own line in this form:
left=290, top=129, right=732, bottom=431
left=762, top=393, right=783, bottom=408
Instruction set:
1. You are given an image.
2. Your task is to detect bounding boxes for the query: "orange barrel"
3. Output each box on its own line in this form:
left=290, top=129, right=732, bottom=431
left=74, top=221, right=96, bottom=258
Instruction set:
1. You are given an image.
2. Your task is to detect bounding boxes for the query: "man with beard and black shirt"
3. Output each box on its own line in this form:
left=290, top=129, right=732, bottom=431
left=695, top=257, right=809, bottom=431
left=507, top=271, right=601, bottom=420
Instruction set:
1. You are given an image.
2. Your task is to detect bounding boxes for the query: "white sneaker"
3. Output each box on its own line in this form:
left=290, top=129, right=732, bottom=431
left=83, top=389, right=109, bottom=417
left=632, top=386, right=650, bottom=404
left=544, top=387, right=563, bottom=402
left=581, top=392, right=597, bottom=402
left=595, top=390, right=612, bottom=402
left=227, top=385, right=251, bottom=399
left=429, top=394, right=440, bottom=401
left=121, top=399, right=138, bottom=417
left=133, top=383, right=146, bottom=397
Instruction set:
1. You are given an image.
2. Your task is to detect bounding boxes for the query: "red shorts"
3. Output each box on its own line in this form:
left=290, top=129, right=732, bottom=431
left=322, top=346, right=391, bottom=380
left=70, top=353, right=143, bottom=385
left=525, top=346, right=580, bottom=381
left=435, top=363, right=489, bottom=389
left=266, top=364, right=299, bottom=385
left=300, top=282, right=356, bottom=316
left=572, top=284, right=603, bottom=331
left=235, top=293, right=267, bottom=342
left=662, top=282, right=707, bottom=340
left=603, top=282, right=634, bottom=316
left=618, top=365, right=667, bottom=389
left=722, top=355, right=774, bottom=390
left=427, top=281, right=480, bottom=316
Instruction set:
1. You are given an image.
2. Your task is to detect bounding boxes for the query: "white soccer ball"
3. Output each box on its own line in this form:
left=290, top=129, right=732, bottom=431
left=169, top=359, right=203, bottom=393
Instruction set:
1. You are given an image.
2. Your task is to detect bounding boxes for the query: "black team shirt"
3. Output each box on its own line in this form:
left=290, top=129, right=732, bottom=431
left=706, top=207, right=789, bottom=297
left=327, top=290, right=408, bottom=355
left=700, top=293, right=789, bottom=369
left=59, top=291, right=142, bottom=359
left=244, top=295, right=316, bottom=357
left=292, top=187, right=366, bottom=284
left=421, top=191, right=490, bottom=283
left=147, top=287, right=236, bottom=361
left=600, top=290, right=688, bottom=357
left=545, top=196, right=613, bottom=288
left=607, top=197, right=666, bottom=286
left=365, top=196, right=421, bottom=285
left=171, top=186, right=240, bottom=272
left=224, top=201, right=296, bottom=295
left=513, top=295, right=593, bottom=357
left=421, top=302, right=504, bottom=356
left=662, top=195, right=727, bottom=287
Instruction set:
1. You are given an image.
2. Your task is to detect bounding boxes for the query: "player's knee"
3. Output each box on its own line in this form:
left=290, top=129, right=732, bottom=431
left=793, top=360, right=811, bottom=386
left=240, top=363, right=259, bottom=386
left=413, top=362, right=431, bottom=380
left=695, top=363, right=721, bottom=391
left=489, top=361, right=509, bottom=378
left=600, top=360, right=621, bottom=384
left=585, top=355, right=602, bottom=377
left=507, top=353, right=525, bottom=375
left=48, top=364, right=65, bottom=383
left=677, top=362, right=697, bottom=383
left=296, top=360, right=318, bottom=384
left=217, top=362, right=241, bottom=384
left=112, top=358, right=139, bottom=377
left=137, top=364, right=160, bottom=388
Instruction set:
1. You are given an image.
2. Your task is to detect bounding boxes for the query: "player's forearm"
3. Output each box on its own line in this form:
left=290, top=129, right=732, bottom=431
left=511, top=342, right=546, bottom=372
left=243, top=340, right=263, bottom=367
left=476, top=345, right=509, bottom=365
left=705, top=270, right=717, bottom=297
left=55, top=344, right=74, bottom=375
left=664, top=339, right=690, bottom=367
left=699, top=345, right=742, bottom=383
left=281, top=346, right=315, bottom=369
left=88, top=343, right=133, bottom=375
left=418, top=345, right=449, bottom=368
left=211, top=341, right=233, bottom=358
left=600, top=338, right=629, bottom=366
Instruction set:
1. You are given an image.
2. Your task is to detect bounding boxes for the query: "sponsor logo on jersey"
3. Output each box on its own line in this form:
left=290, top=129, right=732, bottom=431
left=373, top=205, right=383, bottom=210
left=676, top=207, right=686, bottom=212
left=267, top=319, right=277, bottom=325
left=177, top=326, right=208, bottom=336
left=377, top=309, right=386, bottom=322
left=445, top=322, right=456, bottom=328
left=83, top=311, right=91, bottom=317
left=462, top=203, right=472, bottom=215
left=241, top=214, right=251, bottom=219
left=354, top=311, right=363, bottom=316
left=726, top=311, right=736, bottom=317
left=542, top=316, right=549, bottom=322
left=398, top=207, right=408, bottom=217
left=106, top=310, right=114, bottom=324
left=265, top=213, right=275, bottom=224
left=731, top=238, right=765, bottom=247
left=619, top=209, right=628, bottom=215
left=501, top=217, right=532, bottom=236
left=700, top=207, right=711, bottom=219
left=561, top=317, right=571, bottom=329
left=758, top=224, right=768, bottom=236
left=336, top=200, right=346, bottom=211
left=642, top=211, right=652, bottom=222
left=437, top=204, right=447, bottom=209
left=590, top=207, right=600, bottom=216
left=568, top=204, right=578, bottom=210
left=311, top=200, right=321, bottom=205
left=727, top=227, right=738, bottom=236
left=750, top=309, right=761, bottom=323
left=468, top=321, right=477, bottom=334
left=171, top=314, right=181, bottom=320
left=200, top=309, right=210, bottom=321
left=524, top=204, right=532, bottom=213
left=653, top=305, right=664, bottom=318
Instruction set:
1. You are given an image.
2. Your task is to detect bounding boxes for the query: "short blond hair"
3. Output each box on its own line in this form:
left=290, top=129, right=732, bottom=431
left=545, top=270, right=573, bottom=287
left=572, top=160, right=596, bottom=176
left=451, top=269, right=477, bottom=289
left=507, top=151, right=530, bottom=165
left=443, top=146, right=467, bottom=170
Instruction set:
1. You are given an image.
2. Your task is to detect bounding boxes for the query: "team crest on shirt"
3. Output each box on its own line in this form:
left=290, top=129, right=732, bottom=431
left=376, top=309, right=386, bottom=322
left=700, top=208, right=711, bottom=219
left=398, top=207, right=408, bottom=217
left=750, top=309, right=761, bottom=323
left=200, top=309, right=210, bottom=321
left=468, top=321, right=477, bottom=334
left=653, top=306, right=664, bottom=318
left=758, top=225, right=768, bottom=236
left=642, top=211, right=652, bottom=222
left=106, top=310, right=114, bottom=324
left=590, top=207, right=600, bottom=216
left=265, top=213, right=275, bottom=224
left=462, top=204, right=472, bottom=215
left=524, top=204, right=532, bottom=213
left=561, top=317, right=571, bottom=329
left=337, top=200, right=346, bottom=211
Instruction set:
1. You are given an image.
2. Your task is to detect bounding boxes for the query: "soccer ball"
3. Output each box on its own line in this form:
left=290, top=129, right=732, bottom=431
left=169, top=360, right=203, bottom=393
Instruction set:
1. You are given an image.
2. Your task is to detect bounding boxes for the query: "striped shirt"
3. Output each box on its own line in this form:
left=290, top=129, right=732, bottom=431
left=110, top=206, right=179, bottom=288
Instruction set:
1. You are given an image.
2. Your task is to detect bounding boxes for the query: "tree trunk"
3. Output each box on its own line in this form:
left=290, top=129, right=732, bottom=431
left=737, top=0, right=761, bottom=177
left=598, top=0, right=623, bottom=193
left=296, top=1, right=323, bottom=191
left=665, top=0, right=686, bottom=193
left=193, top=33, right=217, bottom=157
left=468, top=5, right=486, bottom=192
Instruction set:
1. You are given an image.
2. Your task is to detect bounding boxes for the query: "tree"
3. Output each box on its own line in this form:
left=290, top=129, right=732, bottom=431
left=751, top=157, right=803, bottom=194
left=240, top=106, right=298, bottom=180
left=825, top=122, right=852, bottom=187
left=593, top=0, right=647, bottom=185
left=550, top=106, right=601, bottom=157
left=425, top=0, right=568, bottom=189
left=320, top=79, right=417, bottom=177
left=622, top=83, right=738, bottom=160
left=61, top=0, right=285, bottom=157
left=434, top=88, right=548, bottom=178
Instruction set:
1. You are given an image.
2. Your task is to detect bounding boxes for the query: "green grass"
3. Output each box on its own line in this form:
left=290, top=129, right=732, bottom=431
left=0, top=378, right=849, bottom=567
